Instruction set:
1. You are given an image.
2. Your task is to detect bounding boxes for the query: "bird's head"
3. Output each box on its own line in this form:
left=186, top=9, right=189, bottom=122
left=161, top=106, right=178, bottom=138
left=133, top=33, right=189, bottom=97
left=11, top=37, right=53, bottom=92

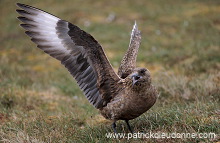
left=125, top=67, right=151, bottom=90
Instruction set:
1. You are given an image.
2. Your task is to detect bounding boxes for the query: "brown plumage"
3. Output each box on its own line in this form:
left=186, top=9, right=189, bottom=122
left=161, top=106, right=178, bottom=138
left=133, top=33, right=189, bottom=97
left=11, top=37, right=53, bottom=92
left=16, top=3, right=158, bottom=133
left=118, top=22, right=141, bottom=79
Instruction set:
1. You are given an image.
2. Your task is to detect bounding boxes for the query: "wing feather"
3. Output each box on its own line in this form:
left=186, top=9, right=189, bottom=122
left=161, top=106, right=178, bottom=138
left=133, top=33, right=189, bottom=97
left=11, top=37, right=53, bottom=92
left=16, top=3, right=121, bottom=108
left=118, top=22, right=141, bottom=78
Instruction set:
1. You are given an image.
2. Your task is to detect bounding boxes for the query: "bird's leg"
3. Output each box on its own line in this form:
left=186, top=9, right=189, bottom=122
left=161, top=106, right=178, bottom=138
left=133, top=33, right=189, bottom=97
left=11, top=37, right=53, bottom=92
left=125, top=120, right=133, bottom=133
left=112, top=122, right=117, bottom=133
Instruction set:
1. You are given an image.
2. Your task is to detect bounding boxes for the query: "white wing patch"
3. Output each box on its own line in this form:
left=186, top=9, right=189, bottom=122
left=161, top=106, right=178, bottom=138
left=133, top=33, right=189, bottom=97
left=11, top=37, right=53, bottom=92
left=17, top=4, right=71, bottom=56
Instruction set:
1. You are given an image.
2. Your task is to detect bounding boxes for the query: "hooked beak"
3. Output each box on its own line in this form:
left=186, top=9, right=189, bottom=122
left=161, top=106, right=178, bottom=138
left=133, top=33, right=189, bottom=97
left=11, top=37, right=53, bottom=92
left=131, top=73, right=141, bottom=86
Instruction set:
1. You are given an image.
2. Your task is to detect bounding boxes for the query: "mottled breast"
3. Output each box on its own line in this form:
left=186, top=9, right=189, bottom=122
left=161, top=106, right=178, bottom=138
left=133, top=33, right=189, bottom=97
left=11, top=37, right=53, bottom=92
left=100, top=85, right=158, bottom=121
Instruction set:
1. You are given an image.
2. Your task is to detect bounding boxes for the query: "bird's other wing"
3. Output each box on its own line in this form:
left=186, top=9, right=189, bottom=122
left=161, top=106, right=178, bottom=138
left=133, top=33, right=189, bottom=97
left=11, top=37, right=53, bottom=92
left=118, top=22, right=141, bottom=79
left=16, top=3, right=121, bottom=109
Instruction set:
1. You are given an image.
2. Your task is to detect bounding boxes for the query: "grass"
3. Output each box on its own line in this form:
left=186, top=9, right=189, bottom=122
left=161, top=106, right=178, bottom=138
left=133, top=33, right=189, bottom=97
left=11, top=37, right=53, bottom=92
left=0, top=0, right=220, bottom=142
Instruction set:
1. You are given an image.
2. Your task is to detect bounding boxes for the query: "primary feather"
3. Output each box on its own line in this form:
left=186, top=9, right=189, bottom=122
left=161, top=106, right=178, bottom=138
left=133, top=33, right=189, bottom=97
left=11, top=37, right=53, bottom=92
left=16, top=3, right=120, bottom=109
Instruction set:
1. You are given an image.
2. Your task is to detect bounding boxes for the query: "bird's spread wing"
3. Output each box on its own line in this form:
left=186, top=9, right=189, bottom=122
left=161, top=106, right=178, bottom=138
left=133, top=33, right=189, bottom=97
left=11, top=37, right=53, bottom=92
left=16, top=3, right=121, bottom=109
left=118, top=22, right=141, bottom=79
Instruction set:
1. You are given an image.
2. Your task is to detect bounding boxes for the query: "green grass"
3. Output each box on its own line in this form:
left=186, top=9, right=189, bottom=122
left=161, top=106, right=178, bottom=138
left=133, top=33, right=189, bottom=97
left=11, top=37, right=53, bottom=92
left=0, top=0, right=220, bottom=142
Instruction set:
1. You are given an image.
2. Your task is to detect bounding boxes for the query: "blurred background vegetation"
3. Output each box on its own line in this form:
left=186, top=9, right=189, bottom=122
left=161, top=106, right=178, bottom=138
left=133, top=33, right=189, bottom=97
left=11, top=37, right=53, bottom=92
left=0, top=0, right=219, bottom=142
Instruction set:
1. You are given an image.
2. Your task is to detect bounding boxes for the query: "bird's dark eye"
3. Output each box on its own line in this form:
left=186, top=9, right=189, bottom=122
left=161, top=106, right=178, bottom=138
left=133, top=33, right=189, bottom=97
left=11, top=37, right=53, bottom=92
left=140, top=69, right=146, bottom=74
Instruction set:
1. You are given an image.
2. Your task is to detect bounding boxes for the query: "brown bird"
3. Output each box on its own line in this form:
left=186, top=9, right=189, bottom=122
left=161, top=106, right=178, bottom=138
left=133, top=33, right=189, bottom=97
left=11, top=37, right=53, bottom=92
left=16, top=3, right=158, bottom=133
